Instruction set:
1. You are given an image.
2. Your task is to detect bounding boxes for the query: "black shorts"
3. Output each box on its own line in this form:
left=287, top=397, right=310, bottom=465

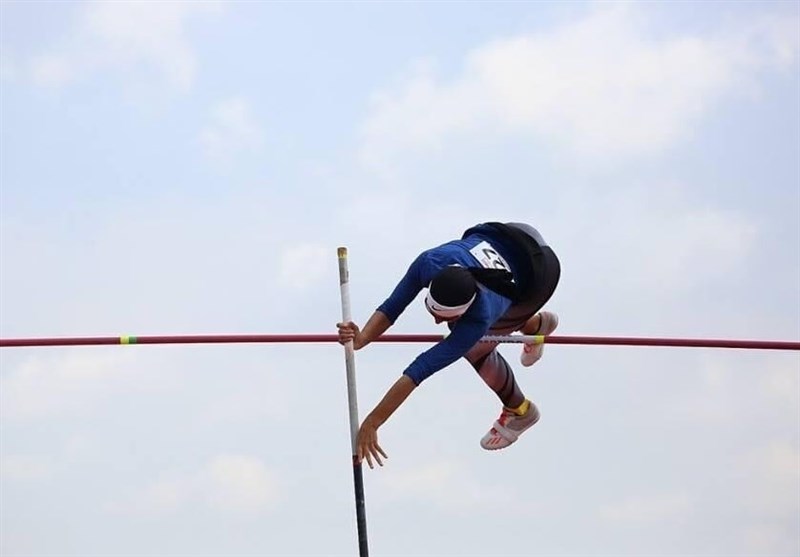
left=489, top=222, right=561, bottom=333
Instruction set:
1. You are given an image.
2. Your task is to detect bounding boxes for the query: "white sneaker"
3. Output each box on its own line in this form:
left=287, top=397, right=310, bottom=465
left=520, top=311, right=558, bottom=367
left=480, top=401, right=540, bottom=451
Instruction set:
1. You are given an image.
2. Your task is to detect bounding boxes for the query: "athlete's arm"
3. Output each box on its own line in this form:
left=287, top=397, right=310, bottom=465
left=357, top=375, right=417, bottom=468
left=338, top=254, right=427, bottom=350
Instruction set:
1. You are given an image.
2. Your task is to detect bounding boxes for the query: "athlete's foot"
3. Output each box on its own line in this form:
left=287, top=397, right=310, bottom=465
left=480, top=400, right=540, bottom=450
left=520, top=311, right=558, bottom=367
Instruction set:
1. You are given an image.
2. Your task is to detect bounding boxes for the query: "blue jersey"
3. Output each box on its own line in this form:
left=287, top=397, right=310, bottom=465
left=377, top=224, right=531, bottom=385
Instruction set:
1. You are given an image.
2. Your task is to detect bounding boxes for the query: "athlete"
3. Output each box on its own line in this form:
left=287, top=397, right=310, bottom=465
left=337, top=222, right=561, bottom=468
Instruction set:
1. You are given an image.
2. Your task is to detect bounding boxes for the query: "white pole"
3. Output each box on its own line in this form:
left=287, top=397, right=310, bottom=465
left=337, top=247, right=369, bottom=557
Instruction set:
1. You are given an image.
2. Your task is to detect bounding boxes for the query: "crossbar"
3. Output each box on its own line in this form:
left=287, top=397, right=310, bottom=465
left=0, top=334, right=797, bottom=350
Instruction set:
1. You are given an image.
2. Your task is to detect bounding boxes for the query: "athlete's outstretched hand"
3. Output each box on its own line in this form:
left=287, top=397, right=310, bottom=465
left=356, top=417, right=388, bottom=469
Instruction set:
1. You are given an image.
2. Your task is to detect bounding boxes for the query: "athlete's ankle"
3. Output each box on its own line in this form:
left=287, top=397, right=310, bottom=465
left=505, top=398, right=530, bottom=416
left=521, top=314, right=542, bottom=335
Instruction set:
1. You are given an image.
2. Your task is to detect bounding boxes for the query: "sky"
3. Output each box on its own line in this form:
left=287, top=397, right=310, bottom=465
left=0, top=1, right=799, bottom=556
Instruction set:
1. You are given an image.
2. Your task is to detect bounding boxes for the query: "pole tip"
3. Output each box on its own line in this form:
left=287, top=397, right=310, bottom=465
left=337, top=247, right=347, bottom=258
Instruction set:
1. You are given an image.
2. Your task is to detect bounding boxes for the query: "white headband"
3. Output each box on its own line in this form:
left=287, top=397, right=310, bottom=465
left=424, top=288, right=476, bottom=318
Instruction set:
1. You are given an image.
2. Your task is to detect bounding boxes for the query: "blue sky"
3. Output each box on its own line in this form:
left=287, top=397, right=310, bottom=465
left=1, top=1, right=799, bottom=556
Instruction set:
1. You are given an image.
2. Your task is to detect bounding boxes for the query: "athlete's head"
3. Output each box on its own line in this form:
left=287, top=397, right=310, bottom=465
left=424, top=266, right=477, bottom=321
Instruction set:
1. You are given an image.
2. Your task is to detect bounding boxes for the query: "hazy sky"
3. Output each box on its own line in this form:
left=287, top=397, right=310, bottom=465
left=1, top=1, right=798, bottom=556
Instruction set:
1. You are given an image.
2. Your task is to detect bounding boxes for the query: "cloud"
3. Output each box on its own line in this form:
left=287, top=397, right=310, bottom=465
left=666, top=352, right=799, bottom=428
left=0, top=351, right=139, bottom=420
left=0, top=454, right=54, bottom=482
left=742, top=523, right=800, bottom=555
left=555, top=183, right=758, bottom=298
left=204, top=455, right=278, bottom=513
left=731, top=441, right=800, bottom=554
left=199, top=97, right=265, bottom=164
left=739, top=441, right=800, bottom=516
left=631, top=208, right=757, bottom=289
left=599, top=492, right=693, bottom=524
left=0, top=348, right=180, bottom=420
left=378, top=459, right=515, bottom=513
left=29, top=53, right=77, bottom=89
left=28, top=1, right=221, bottom=91
left=115, top=454, right=281, bottom=515
left=277, top=243, right=332, bottom=291
left=203, top=384, right=292, bottom=425
left=358, top=5, right=800, bottom=169
left=760, top=358, right=800, bottom=407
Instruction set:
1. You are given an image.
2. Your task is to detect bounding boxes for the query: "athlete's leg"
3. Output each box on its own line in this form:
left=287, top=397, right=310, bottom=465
left=464, top=340, right=525, bottom=409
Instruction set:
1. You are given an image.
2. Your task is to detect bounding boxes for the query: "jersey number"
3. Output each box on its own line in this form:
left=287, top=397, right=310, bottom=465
left=469, top=241, right=511, bottom=271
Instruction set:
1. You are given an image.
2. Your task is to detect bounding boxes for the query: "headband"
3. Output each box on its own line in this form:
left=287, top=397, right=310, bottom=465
left=424, top=288, right=476, bottom=318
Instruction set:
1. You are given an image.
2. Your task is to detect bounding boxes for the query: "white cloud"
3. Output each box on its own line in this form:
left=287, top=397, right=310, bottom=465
left=203, top=385, right=292, bottom=424
left=115, top=454, right=280, bottom=515
left=199, top=97, right=265, bottom=163
left=28, top=1, right=221, bottom=91
left=129, top=476, right=188, bottom=514
left=636, top=209, right=757, bottom=288
left=599, top=492, right=693, bottom=524
left=0, top=351, right=139, bottom=420
left=666, top=353, right=799, bottom=428
left=1, top=435, right=95, bottom=484
left=277, top=243, right=331, bottom=291
left=0, top=349, right=184, bottom=421
left=378, top=459, right=515, bottom=512
left=761, top=358, right=800, bottom=407
left=739, top=441, right=800, bottom=516
left=742, top=523, right=800, bottom=555
left=615, top=206, right=756, bottom=291
left=666, top=357, right=752, bottom=425
left=359, top=5, right=800, bottom=169
left=30, top=53, right=77, bottom=88
left=730, top=441, right=800, bottom=555
left=0, top=454, right=54, bottom=482
left=556, top=184, right=758, bottom=296
left=204, top=455, right=278, bottom=513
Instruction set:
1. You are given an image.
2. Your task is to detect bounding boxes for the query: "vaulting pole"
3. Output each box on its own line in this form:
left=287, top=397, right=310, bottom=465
left=337, top=247, right=369, bottom=557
